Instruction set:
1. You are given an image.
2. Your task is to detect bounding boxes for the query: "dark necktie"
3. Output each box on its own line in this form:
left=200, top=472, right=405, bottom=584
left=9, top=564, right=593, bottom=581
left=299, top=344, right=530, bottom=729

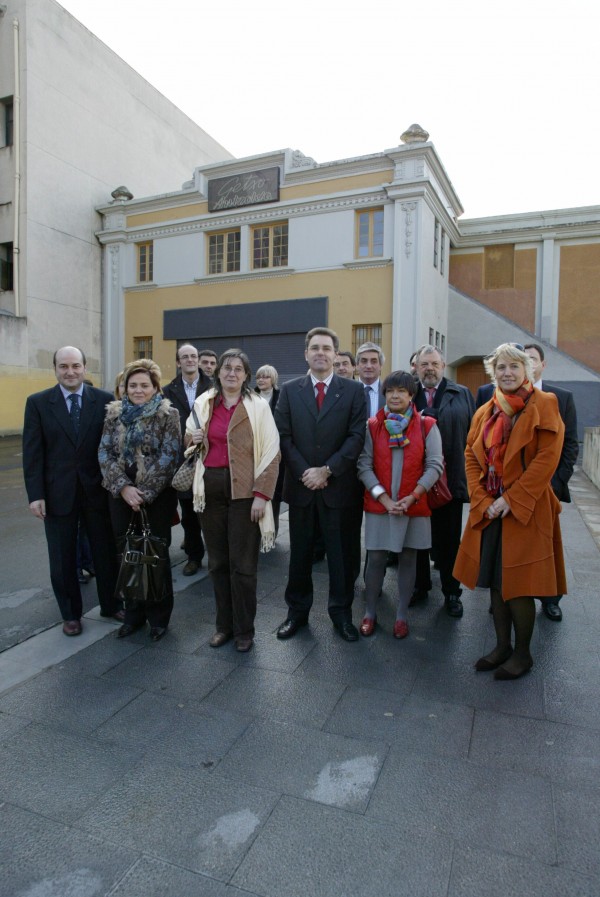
left=315, top=381, right=326, bottom=411
left=69, top=393, right=81, bottom=435
left=365, top=385, right=373, bottom=412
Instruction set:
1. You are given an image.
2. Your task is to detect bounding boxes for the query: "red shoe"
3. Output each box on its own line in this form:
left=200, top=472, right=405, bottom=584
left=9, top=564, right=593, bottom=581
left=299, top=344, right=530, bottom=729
left=359, top=616, right=376, bottom=637
left=393, top=620, right=409, bottom=639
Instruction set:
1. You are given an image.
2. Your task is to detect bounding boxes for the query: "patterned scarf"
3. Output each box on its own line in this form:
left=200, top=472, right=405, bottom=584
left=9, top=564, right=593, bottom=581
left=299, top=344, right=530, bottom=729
left=482, top=380, right=533, bottom=494
left=120, top=393, right=163, bottom=465
left=383, top=404, right=413, bottom=448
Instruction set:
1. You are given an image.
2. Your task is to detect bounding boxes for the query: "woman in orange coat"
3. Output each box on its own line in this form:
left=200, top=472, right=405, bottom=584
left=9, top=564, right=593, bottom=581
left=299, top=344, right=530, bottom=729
left=454, top=343, right=566, bottom=680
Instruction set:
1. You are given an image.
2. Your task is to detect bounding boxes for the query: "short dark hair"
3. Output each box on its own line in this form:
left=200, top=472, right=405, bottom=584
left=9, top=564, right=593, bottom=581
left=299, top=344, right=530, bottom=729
left=305, top=327, right=339, bottom=352
left=53, top=347, right=86, bottom=367
left=198, top=349, right=218, bottom=360
left=382, top=370, right=417, bottom=397
left=336, top=351, right=356, bottom=365
left=524, top=342, right=545, bottom=361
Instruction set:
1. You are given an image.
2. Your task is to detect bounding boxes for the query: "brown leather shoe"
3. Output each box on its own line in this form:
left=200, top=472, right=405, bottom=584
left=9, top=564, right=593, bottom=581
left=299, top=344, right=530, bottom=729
left=182, top=560, right=200, bottom=576
left=209, top=631, right=232, bottom=648
left=235, top=637, right=253, bottom=653
left=63, top=620, right=82, bottom=636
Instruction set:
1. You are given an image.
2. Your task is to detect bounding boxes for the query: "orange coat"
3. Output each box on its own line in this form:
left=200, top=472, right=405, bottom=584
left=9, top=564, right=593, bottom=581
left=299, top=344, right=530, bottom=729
left=453, top=389, right=566, bottom=600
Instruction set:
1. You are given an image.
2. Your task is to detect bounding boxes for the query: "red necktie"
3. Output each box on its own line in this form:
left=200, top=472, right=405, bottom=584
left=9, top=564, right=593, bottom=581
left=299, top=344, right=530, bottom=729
left=426, top=388, right=435, bottom=407
left=316, top=381, right=326, bottom=410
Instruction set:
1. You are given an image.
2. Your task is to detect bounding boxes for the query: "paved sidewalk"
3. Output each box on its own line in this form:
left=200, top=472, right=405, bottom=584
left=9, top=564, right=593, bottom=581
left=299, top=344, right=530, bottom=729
left=1, top=485, right=599, bottom=896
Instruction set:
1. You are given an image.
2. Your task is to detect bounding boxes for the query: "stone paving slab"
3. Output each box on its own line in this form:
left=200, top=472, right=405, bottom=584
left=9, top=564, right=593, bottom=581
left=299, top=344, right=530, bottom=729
left=366, top=749, right=556, bottom=866
left=554, top=780, right=600, bottom=879
left=107, top=856, right=253, bottom=897
left=76, top=761, right=279, bottom=882
left=232, top=795, right=454, bottom=897
left=214, top=718, right=388, bottom=812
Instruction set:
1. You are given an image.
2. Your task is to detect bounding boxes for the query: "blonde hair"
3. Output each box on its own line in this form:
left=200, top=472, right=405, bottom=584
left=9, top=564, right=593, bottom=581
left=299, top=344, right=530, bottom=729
left=484, top=343, right=533, bottom=385
left=256, top=364, right=278, bottom=387
left=123, top=358, right=162, bottom=392
left=114, top=370, right=125, bottom=398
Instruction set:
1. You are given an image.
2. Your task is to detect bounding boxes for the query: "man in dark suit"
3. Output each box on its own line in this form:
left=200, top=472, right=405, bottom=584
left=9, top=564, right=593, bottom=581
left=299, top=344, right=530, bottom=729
left=356, top=341, right=387, bottom=417
left=275, top=327, right=367, bottom=641
left=525, top=343, right=579, bottom=621
left=162, top=344, right=212, bottom=575
left=412, top=345, right=476, bottom=618
left=23, top=346, right=121, bottom=635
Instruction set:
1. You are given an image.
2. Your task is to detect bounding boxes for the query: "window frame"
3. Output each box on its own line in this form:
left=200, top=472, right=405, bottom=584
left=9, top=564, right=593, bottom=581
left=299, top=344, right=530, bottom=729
left=137, top=241, right=154, bottom=283
left=352, top=323, right=383, bottom=356
left=251, top=221, right=288, bottom=270
left=355, top=208, right=384, bottom=259
left=208, top=227, right=241, bottom=274
left=133, top=336, right=153, bottom=359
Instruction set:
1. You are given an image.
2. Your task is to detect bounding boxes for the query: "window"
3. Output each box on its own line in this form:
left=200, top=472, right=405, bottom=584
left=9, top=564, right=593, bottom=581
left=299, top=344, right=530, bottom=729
left=484, top=244, right=515, bottom=290
left=1, top=98, right=13, bottom=148
left=440, top=228, right=446, bottom=275
left=433, top=219, right=439, bottom=268
left=352, top=324, right=382, bottom=355
left=137, top=242, right=153, bottom=283
left=133, top=336, right=153, bottom=359
left=0, top=243, right=13, bottom=291
left=356, top=209, right=384, bottom=258
left=252, top=222, right=288, bottom=269
left=429, top=327, right=434, bottom=344
left=208, top=229, right=240, bottom=274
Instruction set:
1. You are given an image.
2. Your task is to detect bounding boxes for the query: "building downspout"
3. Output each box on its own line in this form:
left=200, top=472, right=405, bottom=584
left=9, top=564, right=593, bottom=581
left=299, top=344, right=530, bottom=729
left=12, top=16, right=21, bottom=316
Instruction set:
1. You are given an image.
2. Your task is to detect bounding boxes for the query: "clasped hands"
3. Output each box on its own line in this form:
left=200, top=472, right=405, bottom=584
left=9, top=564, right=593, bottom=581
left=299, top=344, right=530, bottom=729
left=379, top=493, right=415, bottom=516
left=302, top=466, right=329, bottom=490
left=486, top=496, right=509, bottom=519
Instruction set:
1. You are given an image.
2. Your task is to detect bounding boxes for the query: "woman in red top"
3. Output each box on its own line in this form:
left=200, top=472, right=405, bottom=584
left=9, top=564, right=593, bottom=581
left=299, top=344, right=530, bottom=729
left=357, top=371, right=443, bottom=638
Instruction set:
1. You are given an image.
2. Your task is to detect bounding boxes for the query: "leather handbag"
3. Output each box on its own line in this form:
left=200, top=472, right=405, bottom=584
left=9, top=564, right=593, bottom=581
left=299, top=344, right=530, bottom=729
left=172, top=407, right=201, bottom=492
left=115, top=508, right=169, bottom=607
left=420, top=417, right=452, bottom=510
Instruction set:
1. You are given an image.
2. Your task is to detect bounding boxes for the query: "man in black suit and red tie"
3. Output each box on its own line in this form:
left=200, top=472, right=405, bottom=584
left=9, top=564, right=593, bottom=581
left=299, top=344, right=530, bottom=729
left=23, top=346, right=121, bottom=635
left=275, top=327, right=367, bottom=641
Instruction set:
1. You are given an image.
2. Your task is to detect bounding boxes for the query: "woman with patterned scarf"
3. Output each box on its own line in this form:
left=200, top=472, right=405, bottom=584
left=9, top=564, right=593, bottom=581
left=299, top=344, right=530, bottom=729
left=357, top=371, right=444, bottom=639
left=454, top=343, right=566, bottom=679
left=99, top=359, right=181, bottom=641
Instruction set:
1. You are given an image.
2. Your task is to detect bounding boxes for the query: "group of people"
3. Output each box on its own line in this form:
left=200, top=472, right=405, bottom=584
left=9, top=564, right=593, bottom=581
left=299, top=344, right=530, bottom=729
left=23, top=328, right=577, bottom=679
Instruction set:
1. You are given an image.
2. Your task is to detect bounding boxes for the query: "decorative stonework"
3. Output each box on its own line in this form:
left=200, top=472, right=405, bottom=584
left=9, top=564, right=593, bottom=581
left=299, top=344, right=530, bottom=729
left=400, top=123, right=429, bottom=144
left=400, top=202, right=417, bottom=257
left=108, top=245, right=120, bottom=293
left=415, top=160, right=425, bottom=177
left=290, top=150, right=316, bottom=168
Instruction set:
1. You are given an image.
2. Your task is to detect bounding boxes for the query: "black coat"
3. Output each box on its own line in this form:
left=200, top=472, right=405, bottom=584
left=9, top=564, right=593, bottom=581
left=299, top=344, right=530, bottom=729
left=275, top=374, right=367, bottom=508
left=162, top=372, right=212, bottom=459
left=414, top=378, right=475, bottom=502
left=23, top=383, right=114, bottom=514
left=476, top=381, right=578, bottom=501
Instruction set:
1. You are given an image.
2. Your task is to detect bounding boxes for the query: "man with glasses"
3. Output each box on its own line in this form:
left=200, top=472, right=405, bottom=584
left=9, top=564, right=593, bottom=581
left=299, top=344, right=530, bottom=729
left=163, top=344, right=212, bottom=575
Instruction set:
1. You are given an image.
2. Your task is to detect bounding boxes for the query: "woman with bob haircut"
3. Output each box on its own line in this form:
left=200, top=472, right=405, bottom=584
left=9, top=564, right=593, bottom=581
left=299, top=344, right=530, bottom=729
left=185, top=349, right=280, bottom=653
left=357, top=370, right=443, bottom=639
left=454, top=343, right=566, bottom=679
left=98, top=358, right=181, bottom=641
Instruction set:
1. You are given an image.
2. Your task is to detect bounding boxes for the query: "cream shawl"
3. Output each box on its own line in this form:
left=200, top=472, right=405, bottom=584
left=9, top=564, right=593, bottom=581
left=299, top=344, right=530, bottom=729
left=184, top=389, right=280, bottom=552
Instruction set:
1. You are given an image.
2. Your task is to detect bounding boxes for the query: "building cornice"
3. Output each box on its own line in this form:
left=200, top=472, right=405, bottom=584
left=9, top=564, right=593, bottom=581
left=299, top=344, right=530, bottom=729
left=456, top=205, right=600, bottom=247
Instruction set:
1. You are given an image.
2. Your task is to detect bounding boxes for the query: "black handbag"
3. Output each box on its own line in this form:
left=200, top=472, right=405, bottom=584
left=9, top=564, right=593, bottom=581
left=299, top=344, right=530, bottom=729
left=115, top=508, right=169, bottom=607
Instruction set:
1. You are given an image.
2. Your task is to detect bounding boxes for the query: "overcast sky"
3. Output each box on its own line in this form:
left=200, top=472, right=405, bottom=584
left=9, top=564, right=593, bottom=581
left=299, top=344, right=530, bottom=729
left=59, top=0, right=599, bottom=219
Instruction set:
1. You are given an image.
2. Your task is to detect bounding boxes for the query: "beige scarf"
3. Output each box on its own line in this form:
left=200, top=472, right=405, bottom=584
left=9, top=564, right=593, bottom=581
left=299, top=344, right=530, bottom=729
left=184, top=389, right=279, bottom=552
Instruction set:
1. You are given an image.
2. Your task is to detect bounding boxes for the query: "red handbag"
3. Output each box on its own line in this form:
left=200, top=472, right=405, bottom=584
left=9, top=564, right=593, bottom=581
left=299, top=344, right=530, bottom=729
left=420, top=417, right=452, bottom=510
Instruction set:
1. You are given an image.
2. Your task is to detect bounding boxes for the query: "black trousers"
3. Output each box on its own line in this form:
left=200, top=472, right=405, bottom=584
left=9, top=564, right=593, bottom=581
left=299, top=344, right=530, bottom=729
left=285, top=494, right=355, bottom=625
left=179, top=495, right=204, bottom=562
left=415, top=498, right=464, bottom=598
left=201, top=468, right=261, bottom=639
left=44, top=488, right=119, bottom=622
left=109, top=488, right=177, bottom=629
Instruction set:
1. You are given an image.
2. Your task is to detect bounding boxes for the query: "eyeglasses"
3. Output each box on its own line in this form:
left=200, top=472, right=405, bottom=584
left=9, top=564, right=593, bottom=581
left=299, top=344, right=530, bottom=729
left=222, top=365, right=245, bottom=375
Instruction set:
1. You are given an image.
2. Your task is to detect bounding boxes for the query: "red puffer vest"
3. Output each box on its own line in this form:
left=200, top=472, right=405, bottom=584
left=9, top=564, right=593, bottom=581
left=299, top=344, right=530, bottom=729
left=363, top=408, right=436, bottom=517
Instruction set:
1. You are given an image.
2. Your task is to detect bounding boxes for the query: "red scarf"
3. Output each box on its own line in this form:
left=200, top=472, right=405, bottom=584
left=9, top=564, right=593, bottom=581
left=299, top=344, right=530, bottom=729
left=482, top=380, right=533, bottom=495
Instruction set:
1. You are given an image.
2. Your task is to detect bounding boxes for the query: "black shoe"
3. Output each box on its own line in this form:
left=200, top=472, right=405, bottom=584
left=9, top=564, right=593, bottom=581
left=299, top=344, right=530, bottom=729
left=445, top=595, right=464, bottom=618
left=334, top=621, right=359, bottom=642
left=150, top=627, right=167, bottom=641
left=117, top=623, right=140, bottom=638
left=77, top=569, right=90, bottom=584
left=276, top=618, right=307, bottom=639
left=182, top=559, right=200, bottom=576
left=409, top=588, right=428, bottom=607
left=312, top=550, right=326, bottom=564
left=542, top=601, right=562, bottom=622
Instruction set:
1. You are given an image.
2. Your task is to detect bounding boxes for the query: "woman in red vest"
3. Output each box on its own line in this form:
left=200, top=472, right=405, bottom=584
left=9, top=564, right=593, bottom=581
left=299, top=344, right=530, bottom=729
left=357, top=371, right=444, bottom=638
